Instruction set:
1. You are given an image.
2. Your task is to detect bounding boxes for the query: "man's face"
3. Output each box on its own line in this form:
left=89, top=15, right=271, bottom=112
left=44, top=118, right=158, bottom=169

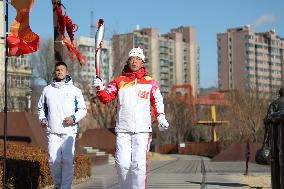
left=127, top=56, right=144, bottom=72
left=54, top=65, right=68, bottom=82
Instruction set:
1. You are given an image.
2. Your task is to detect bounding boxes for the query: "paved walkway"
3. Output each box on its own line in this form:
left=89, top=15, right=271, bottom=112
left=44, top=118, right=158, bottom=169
left=72, top=154, right=271, bottom=189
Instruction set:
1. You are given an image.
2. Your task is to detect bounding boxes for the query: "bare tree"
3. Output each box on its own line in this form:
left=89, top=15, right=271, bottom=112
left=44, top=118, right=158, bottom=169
left=87, top=64, right=119, bottom=129
left=31, top=38, right=55, bottom=84
left=217, top=89, right=275, bottom=144
left=90, top=96, right=117, bottom=129
left=76, top=80, right=116, bottom=131
left=158, top=97, right=196, bottom=144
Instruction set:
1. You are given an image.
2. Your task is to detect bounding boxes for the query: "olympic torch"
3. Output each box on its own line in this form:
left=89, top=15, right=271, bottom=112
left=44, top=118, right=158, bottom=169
left=95, top=19, right=104, bottom=78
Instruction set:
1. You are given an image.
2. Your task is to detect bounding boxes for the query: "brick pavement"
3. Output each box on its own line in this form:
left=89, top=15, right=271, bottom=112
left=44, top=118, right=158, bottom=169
left=72, top=154, right=270, bottom=189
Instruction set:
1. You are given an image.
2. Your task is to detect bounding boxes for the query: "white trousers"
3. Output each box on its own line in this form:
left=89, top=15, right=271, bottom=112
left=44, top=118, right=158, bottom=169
left=47, top=133, right=76, bottom=189
left=115, top=132, right=152, bottom=189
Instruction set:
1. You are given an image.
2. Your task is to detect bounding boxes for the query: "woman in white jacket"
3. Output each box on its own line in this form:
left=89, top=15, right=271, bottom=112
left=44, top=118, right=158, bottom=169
left=93, top=47, right=169, bottom=189
left=38, top=61, right=87, bottom=189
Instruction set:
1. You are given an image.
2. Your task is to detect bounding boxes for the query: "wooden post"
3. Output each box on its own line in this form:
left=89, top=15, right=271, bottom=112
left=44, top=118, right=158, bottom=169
left=52, top=0, right=63, bottom=62
left=197, top=105, right=229, bottom=144
left=211, top=105, right=217, bottom=142
left=244, top=139, right=250, bottom=175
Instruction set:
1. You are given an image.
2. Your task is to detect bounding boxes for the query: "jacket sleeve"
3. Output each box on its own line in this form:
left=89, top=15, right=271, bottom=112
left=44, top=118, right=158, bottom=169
left=97, top=80, right=118, bottom=104
left=150, top=80, right=165, bottom=118
left=38, top=89, right=48, bottom=122
left=71, top=89, right=87, bottom=123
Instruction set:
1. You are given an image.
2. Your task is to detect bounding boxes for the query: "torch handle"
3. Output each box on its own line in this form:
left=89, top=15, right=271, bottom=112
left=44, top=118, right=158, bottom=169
left=95, top=19, right=104, bottom=78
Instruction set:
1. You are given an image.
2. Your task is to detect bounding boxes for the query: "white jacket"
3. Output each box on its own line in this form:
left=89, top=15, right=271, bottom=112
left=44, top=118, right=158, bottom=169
left=97, top=67, right=165, bottom=133
left=38, top=75, right=87, bottom=134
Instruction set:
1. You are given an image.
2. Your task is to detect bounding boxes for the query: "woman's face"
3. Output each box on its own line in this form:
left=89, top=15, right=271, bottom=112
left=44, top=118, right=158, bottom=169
left=127, top=56, right=144, bottom=72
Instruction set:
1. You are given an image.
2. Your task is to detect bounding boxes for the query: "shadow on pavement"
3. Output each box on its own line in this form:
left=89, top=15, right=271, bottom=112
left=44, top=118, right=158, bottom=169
left=188, top=181, right=248, bottom=187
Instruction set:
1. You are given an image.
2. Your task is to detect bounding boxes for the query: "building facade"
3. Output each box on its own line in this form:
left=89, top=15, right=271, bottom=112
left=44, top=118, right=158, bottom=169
left=7, top=55, right=32, bottom=112
left=75, top=36, right=112, bottom=85
left=218, top=26, right=284, bottom=94
left=112, top=26, right=200, bottom=97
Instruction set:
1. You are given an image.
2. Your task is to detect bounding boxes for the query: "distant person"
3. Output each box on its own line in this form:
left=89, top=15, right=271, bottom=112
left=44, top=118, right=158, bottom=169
left=38, top=61, right=87, bottom=189
left=93, top=47, right=169, bottom=189
left=266, top=87, right=284, bottom=116
left=264, top=87, right=284, bottom=189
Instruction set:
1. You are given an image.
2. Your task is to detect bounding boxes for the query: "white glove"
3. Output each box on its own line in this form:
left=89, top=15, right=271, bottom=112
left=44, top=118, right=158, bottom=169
left=93, top=76, right=105, bottom=91
left=157, top=114, right=169, bottom=132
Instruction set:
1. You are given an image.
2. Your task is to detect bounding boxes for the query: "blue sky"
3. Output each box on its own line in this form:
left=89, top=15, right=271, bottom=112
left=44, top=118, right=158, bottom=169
left=7, top=0, right=284, bottom=88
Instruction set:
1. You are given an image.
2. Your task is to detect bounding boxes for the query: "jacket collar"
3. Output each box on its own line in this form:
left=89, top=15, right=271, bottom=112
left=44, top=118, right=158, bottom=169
left=52, top=75, right=73, bottom=88
left=121, top=65, right=147, bottom=79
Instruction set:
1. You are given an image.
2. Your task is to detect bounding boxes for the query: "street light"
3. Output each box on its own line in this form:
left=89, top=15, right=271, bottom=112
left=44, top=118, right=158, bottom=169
left=25, top=90, right=32, bottom=112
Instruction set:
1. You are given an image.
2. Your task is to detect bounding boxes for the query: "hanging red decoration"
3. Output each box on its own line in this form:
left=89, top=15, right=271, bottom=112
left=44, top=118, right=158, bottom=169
left=8, top=0, right=40, bottom=57
left=54, top=2, right=85, bottom=65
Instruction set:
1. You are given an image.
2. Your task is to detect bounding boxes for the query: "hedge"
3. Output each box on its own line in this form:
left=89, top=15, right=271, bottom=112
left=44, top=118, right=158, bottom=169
left=0, top=141, right=91, bottom=189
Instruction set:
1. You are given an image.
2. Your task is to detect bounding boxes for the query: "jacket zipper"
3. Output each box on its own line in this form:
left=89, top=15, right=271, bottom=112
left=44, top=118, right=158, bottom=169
left=134, top=77, right=138, bottom=132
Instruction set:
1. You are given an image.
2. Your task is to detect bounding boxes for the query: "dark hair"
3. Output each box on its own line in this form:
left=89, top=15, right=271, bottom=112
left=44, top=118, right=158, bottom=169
left=279, top=87, right=284, bottom=97
left=55, top=61, right=68, bottom=69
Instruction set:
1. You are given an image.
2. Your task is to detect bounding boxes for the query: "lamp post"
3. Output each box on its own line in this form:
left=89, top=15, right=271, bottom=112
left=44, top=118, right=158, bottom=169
left=2, top=0, right=9, bottom=188
left=25, top=90, right=31, bottom=112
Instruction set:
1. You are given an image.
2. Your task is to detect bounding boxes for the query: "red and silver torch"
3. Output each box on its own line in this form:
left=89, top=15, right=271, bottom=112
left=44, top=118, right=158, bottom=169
left=95, top=19, right=104, bottom=78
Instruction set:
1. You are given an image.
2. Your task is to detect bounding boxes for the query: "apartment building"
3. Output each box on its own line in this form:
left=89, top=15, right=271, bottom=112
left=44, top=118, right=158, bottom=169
left=218, top=25, right=284, bottom=94
left=75, top=36, right=112, bottom=86
left=112, top=26, right=200, bottom=97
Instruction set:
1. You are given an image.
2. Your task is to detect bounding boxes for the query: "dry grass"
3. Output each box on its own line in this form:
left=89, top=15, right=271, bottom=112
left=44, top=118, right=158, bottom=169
left=147, top=152, right=173, bottom=161
left=242, top=174, right=271, bottom=189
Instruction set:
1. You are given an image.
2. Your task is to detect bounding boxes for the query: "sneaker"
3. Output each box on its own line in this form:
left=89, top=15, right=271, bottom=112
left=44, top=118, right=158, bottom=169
left=53, top=184, right=61, bottom=189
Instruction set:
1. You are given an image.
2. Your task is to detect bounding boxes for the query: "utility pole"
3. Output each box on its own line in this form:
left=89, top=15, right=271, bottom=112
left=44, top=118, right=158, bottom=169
left=2, top=0, right=8, bottom=188
left=52, top=0, right=63, bottom=62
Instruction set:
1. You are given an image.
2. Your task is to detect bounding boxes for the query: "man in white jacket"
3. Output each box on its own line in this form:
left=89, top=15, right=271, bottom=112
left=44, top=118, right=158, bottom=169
left=38, top=61, right=87, bottom=189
